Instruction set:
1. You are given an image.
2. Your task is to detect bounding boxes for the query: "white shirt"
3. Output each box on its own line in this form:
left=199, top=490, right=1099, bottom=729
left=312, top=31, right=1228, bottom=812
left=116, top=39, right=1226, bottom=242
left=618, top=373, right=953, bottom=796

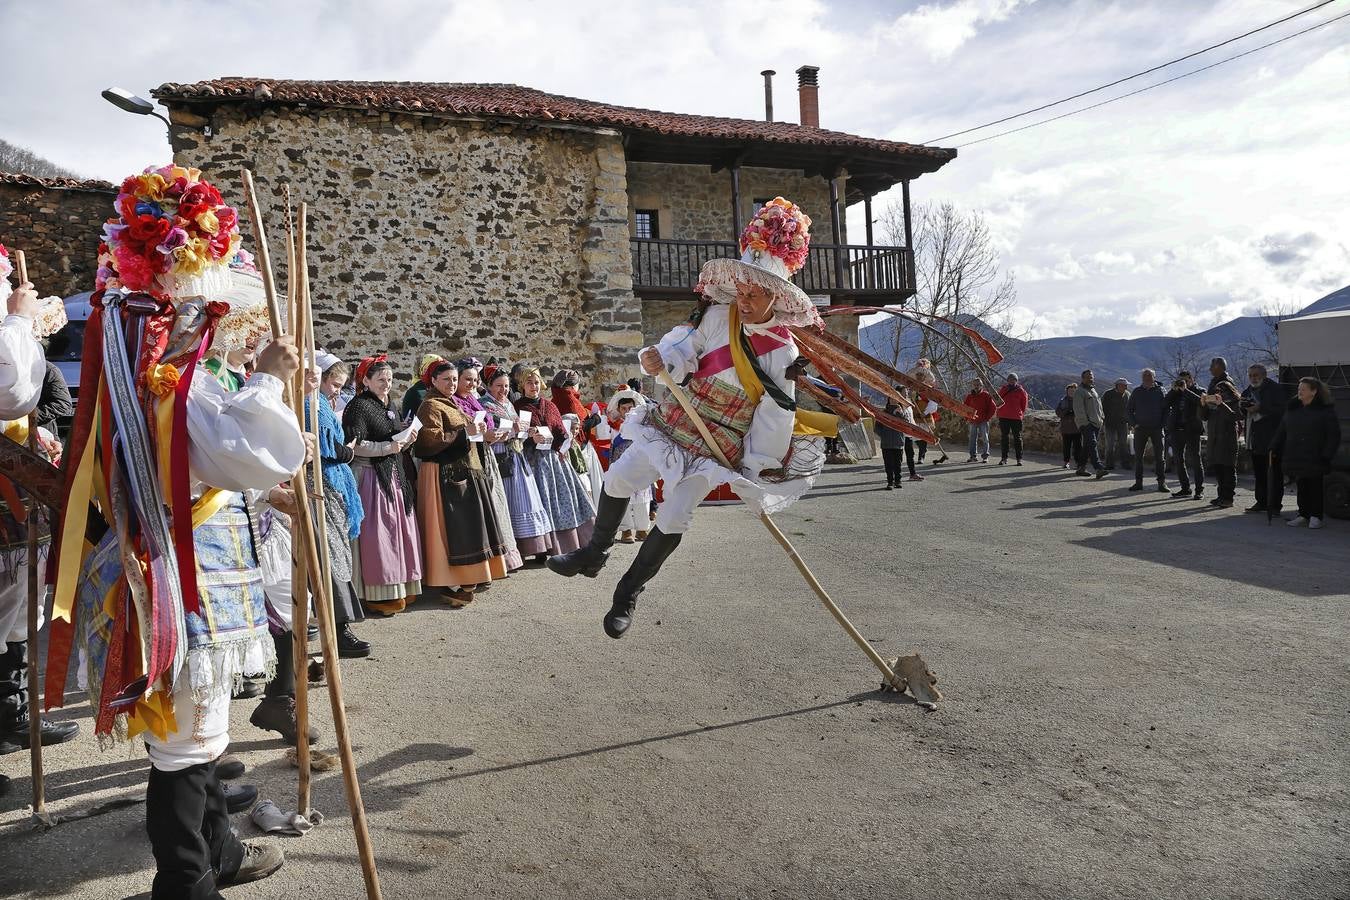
left=0, top=314, right=45, bottom=421
left=186, top=369, right=306, bottom=493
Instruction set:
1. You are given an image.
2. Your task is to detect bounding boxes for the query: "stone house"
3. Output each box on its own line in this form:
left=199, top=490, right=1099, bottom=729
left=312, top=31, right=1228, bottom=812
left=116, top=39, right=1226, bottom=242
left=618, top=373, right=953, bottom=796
left=0, top=172, right=116, bottom=299
left=152, top=71, right=955, bottom=388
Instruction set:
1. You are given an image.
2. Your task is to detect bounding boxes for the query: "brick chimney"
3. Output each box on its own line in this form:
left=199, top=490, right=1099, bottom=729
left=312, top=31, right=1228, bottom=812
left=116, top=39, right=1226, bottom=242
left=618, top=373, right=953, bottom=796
left=796, top=65, right=820, bottom=128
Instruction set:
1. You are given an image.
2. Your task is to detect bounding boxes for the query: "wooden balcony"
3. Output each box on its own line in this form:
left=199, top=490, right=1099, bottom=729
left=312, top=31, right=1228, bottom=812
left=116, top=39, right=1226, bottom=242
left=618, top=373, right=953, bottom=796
left=630, top=238, right=914, bottom=303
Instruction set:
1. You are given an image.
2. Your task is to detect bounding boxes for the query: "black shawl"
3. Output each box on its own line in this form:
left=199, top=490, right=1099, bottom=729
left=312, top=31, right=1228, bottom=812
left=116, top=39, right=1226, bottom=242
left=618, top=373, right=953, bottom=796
left=342, top=391, right=414, bottom=506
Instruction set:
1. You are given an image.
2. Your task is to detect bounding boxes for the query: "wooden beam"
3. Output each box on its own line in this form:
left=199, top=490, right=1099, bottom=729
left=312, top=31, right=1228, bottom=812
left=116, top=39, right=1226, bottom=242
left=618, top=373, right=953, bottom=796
left=730, top=165, right=743, bottom=241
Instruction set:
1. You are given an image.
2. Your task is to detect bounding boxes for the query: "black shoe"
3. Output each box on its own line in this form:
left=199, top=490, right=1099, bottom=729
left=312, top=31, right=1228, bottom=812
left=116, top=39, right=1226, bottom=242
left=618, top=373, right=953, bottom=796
left=249, top=696, right=318, bottom=745
left=1016, top=459, right=1023, bottom=466
left=219, top=841, right=285, bottom=887
left=1128, top=482, right=1143, bottom=491
left=884, top=483, right=894, bottom=491
left=1208, top=497, right=1222, bottom=507
left=0, top=715, right=80, bottom=751
left=1245, top=503, right=1267, bottom=513
left=223, top=781, right=258, bottom=814
left=604, top=527, right=683, bottom=639
left=1172, top=488, right=1192, bottom=498
left=337, top=625, right=371, bottom=659
left=0, top=773, right=9, bottom=797
left=216, top=753, right=246, bottom=781
left=1215, top=499, right=1234, bottom=509
left=306, top=623, right=319, bottom=643
left=1156, top=484, right=1169, bottom=493
left=549, top=492, right=630, bottom=578
left=998, top=458, right=1007, bottom=466
left=934, top=454, right=949, bottom=465
left=1193, top=490, right=1204, bottom=501
left=1095, top=470, right=1109, bottom=480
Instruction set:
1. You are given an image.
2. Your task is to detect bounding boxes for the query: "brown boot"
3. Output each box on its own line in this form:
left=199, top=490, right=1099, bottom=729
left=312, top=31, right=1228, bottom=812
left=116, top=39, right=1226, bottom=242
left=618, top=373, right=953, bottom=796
left=619, top=530, right=635, bottom=544
left=249, top=696, right=318, bottom=745
left=362, top=597, right=405, bottom=617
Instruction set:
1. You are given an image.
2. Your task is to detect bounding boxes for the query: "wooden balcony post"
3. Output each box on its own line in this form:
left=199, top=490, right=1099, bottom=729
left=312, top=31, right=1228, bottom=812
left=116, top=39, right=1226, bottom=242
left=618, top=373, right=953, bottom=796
left=730, top=165, right=742, bottom=243
left=863, top=193, right=875, bottom=291
left=828, top=171, right=845, bottom=292
left=901, top=179, right=915, bottom=295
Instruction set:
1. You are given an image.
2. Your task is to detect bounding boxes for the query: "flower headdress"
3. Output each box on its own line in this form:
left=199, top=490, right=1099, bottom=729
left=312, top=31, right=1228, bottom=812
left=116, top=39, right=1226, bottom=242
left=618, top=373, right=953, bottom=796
left=695, top=196, right=821, bottom=328
left=96, top=165, right=243, bottom=302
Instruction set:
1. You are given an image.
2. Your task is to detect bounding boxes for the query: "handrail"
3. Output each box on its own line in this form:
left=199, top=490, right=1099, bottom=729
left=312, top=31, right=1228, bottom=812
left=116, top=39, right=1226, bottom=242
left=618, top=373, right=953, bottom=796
left=630, top=237, right=913, bottom=296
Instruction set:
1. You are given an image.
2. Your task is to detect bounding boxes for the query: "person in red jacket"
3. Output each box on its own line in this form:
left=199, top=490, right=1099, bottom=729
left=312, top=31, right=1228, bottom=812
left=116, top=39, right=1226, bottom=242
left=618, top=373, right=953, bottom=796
left=964, top=378, right=998, bottom=462
left=996, top=372, right=1030, bottom=466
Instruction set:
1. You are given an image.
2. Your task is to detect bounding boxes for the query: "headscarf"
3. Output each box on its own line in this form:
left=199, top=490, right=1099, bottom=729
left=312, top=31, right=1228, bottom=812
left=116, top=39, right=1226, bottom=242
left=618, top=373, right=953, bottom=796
left=417, top=353, right=444, bottom=386
left=550, top=371, right=591, bottom=445
left=451, top=359, right=495, bottom=430
left=355, top=353, right=389, bottom=387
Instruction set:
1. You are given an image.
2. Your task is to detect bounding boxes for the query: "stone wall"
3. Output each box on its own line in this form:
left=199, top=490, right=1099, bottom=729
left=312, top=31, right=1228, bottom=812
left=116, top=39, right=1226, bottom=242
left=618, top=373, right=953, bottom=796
left=0, top=173, right=116, bottom=298
left=166, top=105, right=639, bottom=388
left=626, top=162, right=843, bottom=243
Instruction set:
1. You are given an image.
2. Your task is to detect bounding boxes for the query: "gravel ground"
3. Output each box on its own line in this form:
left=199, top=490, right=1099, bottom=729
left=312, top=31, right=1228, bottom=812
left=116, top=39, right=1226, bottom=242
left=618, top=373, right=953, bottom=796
left=1, top=456, right=1347, bottom=899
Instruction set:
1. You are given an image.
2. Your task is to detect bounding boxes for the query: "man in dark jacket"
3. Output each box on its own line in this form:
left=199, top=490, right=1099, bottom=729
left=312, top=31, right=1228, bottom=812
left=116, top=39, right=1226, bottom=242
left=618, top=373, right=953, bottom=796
left=1165, top=376, right=1204, bottom=498
left=1102, top=378, right=1132, bottom=470
left=1240, top=364, right=1285, bottom=514
left=1127, top=369, right=1168, bottom=492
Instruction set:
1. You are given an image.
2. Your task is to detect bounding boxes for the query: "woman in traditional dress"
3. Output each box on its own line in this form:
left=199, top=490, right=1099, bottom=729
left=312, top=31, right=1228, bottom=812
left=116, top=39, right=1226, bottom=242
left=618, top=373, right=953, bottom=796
left=481, top=366, right=556, bottom=563
left=602, top=387, right=653, bottom=542
left=515, top=366, right=596, bottom=555
left=415, top=361, right=509, bottom=606
left=552, top=369, right=605, bottom=503
left=342, top=356, right=422, bottom=616
left=400, top=353, right=443, bottom=422
left=312, top=356, right=370, bottom=657
left=450, top=357, right=521, bottom=572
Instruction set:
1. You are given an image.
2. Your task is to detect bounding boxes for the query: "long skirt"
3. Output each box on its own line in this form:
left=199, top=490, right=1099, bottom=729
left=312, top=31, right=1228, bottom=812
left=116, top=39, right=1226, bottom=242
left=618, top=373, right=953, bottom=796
left=481, top=447, right=524, bottom=572
left=324, top=494, right=365, bottom=624
left=351, top=465, right=423, bottom=603
left=417, top=462, right=509, bottom=588
left=526, top=446, right=595, bottom=555
left=492, top=447, right=554, bottom=558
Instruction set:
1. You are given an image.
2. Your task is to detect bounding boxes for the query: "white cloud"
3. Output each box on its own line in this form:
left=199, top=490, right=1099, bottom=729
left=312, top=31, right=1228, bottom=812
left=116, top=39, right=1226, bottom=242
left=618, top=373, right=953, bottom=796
left=879, top=0, right=1037, bottom=61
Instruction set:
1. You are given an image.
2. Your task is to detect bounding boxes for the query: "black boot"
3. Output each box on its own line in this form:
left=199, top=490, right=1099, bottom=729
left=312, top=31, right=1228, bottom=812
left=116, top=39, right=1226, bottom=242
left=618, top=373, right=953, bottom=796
left=0, top=642, right=79, bottom=751
left=604, top=527, right=683, bottom=639
left=547, top=491, right=631, bottom=578
left=337, top=624, right=371, bottom=659
left=146, top=761, right=229, bottom=899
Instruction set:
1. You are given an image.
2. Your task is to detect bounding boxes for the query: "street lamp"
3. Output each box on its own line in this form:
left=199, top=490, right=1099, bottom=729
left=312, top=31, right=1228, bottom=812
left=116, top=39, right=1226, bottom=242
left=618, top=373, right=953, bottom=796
left=101, top=87, right=173, bottom=138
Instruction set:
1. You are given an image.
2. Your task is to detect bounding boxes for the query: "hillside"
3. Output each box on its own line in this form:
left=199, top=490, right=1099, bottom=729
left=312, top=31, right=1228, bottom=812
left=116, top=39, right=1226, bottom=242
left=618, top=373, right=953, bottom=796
left=859, top=283, right=1350, bottom=406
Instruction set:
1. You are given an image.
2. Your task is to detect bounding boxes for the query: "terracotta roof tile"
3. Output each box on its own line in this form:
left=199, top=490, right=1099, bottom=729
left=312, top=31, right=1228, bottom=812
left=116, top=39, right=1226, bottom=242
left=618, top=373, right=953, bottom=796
left=153, top=79, right=956, bottom=166
left=0, top=171, right=116, bottom=193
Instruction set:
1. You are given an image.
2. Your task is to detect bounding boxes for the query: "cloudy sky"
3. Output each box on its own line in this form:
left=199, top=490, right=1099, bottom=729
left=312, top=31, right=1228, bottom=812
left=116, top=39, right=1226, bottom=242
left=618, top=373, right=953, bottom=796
left=3, top=0, right=1347, bottom=338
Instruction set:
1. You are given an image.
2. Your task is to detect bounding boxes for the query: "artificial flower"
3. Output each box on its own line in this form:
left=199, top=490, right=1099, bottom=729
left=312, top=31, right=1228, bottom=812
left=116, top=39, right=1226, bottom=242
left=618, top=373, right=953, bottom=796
left=126, top=213, right=173, bottom=249
left=144, top=363, right=181, bottom=398
left=113, top=245, right=159, bottom=291
left=194, top=208, right=219, bottom=235
left=173, top=237, right=213, bottom=277
left=157, top=227, right=189, bottom=255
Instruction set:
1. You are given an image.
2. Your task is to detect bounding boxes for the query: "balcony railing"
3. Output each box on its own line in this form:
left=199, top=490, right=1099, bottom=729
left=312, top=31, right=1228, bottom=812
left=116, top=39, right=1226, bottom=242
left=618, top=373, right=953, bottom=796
left=630, top=238, right=914, bottom=300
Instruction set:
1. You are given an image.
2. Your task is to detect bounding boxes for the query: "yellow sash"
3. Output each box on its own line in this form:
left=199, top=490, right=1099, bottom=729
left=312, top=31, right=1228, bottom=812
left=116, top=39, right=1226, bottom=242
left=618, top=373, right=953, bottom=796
left=727, top=307, right=837, bottom=438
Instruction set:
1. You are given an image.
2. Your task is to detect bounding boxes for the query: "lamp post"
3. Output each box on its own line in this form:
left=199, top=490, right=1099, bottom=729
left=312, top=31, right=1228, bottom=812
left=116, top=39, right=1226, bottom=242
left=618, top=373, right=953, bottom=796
left=101, top=87, right=173, bottom=140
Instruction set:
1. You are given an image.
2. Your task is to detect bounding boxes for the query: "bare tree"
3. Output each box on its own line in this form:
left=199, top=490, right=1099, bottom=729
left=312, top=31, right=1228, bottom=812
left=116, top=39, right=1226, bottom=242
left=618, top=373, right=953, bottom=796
left=876, top=200, right=1032, bottom=391
left=1232, top=301, right=1299, bottom=372
left=1159, top=337, right=1206, bottom=383
left=0, top=139, right=81, bottom=179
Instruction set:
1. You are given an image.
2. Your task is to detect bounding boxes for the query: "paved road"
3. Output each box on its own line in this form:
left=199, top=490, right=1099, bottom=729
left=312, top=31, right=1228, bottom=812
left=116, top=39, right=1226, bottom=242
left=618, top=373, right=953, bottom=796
left=2, top=457, right=1347, bottom=899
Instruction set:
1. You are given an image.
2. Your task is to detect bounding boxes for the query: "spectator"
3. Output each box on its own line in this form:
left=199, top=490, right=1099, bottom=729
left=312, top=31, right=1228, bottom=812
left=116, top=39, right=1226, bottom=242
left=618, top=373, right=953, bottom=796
left=1174, top=370, right=1207, bottom=497
left=1072, top=369, right=1108, bottom=478
left=1274, top=377, right=1340, bottom=529
left=1206, top=356, right=1230, bottom=395
left=1055, top=383, right=1083, bottom=470
left=996, top=372, right=1028, bottom=466
left=1127, top=369, right=1168, bottom=493
left=1240, top=364, right=1286, bottom=514
left=1101, top=377, right=1132, bottom=470
left=963, top=378, right=997, bottom=463
left=1201, top=378, right=1241, bottom=508
left=1164, top=377, right=1203, bottom=499
left=32, top=362, right=72, bottom=434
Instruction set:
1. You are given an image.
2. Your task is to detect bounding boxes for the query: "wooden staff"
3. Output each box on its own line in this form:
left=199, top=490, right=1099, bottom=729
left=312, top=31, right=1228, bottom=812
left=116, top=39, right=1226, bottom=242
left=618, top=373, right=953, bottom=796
left=15, top=250, right=46, bottom=817
left=301, top=215, right=337, bottom=653
left=240, top=171, right=383, bottom=899
left=283, top=198, right=314, bottom=816
left=654, top=368, right=909, bottom=695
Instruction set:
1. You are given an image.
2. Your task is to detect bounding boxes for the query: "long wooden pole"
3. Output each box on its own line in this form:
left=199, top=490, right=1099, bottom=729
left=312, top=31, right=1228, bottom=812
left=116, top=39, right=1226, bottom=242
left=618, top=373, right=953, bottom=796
left=15, top=250, right=46, bottom=817
left=654, top=368, right=907, bottom=693
left=240, top=173, right=382, bottom=899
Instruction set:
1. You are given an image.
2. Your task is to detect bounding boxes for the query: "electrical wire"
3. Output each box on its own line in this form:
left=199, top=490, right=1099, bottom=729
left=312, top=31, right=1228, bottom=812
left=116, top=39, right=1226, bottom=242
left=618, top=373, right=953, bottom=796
left=926, top=0, right=1340, bottom=144
left=953, top=8, right=1350, bottom=149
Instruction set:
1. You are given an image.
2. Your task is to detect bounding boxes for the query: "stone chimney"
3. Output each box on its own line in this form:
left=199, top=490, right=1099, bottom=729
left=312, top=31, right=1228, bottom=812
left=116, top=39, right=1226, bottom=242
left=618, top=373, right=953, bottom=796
left=796, top=65, right=820, bottom=128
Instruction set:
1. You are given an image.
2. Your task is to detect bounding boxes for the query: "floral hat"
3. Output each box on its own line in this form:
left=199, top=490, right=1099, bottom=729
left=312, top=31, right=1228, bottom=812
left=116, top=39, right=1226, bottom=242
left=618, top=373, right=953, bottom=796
left=98, top=165, right=270, bottom=353
left=695, top=197, right=821, bottom=328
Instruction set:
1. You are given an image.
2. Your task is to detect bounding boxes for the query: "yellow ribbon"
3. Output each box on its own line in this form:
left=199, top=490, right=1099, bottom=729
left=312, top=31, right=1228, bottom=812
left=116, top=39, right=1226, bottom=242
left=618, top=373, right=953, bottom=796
left=727, top=306, right=837, bottom=439
left=52, top=378, right=103, bottom=623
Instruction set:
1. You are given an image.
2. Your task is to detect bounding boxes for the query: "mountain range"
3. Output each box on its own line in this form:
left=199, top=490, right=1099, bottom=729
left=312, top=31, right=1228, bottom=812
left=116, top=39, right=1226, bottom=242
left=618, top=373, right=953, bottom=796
left=860, top=284, right=1350, bottom=406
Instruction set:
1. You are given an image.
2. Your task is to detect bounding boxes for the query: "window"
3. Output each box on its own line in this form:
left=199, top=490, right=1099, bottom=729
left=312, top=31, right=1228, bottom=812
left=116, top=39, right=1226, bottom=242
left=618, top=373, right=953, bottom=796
left=634, top=209, right=659, bottom=240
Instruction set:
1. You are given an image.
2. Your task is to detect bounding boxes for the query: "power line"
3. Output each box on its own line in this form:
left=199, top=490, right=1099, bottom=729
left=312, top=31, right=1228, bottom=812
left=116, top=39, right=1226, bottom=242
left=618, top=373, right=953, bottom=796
left=926, top=0, right=1339, bottom=144
left=953, top=8, right=1350, bottom=149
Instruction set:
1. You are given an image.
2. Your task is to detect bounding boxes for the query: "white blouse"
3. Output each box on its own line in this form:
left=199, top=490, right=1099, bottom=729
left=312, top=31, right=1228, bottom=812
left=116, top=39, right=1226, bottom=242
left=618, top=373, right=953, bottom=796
left=0, top=314, right=45, bottom=421
left=186, top=370, right=306, bottom=493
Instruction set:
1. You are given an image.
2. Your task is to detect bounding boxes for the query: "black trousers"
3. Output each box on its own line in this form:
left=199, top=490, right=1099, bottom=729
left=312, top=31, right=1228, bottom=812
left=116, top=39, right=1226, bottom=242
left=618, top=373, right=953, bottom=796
left=1062, top=434, right=1083, bottom=465
left=1133, top=426, right=1166, bottom=484
left=1251, top=451, right=1283, bottom=510
left=1296, top=475, right=1325, bottom=518
left=146, top=760, right=244, bottom=899
left=1171, top=430, right=1205, bottom=491
left=1212, top=464, right=1236, bottom=502
left=998, top=419, right=1023, bottom=461
left=881, top=442, right=918, bottom=482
